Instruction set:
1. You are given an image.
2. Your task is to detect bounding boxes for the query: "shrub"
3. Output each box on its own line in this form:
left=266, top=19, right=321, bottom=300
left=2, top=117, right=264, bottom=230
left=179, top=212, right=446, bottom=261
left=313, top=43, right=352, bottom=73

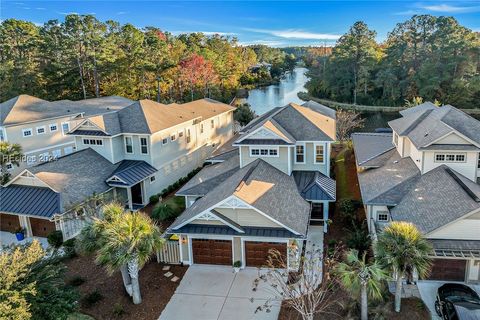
left=149, top=194, right=160, bottom=204
left=82, top=290, right=103, bottom=307
left=47, top=230, right=64, bottom=248
left=69, top=276, right=85, bottom=287
left=63, top=238, right=77, bottom=258
left=346, top=224, right=371, bottom=254
left=152, top=203, right=175, bottom=221
left=339, top=199, right=356, bottom=222
left=112, top=303, right=125, bottom=317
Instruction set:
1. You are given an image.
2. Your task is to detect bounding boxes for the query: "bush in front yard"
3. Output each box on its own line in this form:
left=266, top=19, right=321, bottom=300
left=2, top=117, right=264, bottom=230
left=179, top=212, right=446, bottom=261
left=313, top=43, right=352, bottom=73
left=82, top=290, right=103, bottom=308
left=149, top=194, right=160, bottom=204
left=339, top=199, right=356, bottom=222
left=152, top=203, right=175, bottom=221
left=63, top=238, right=77, bottom=258
left=47, top=230, right=64, bottom=248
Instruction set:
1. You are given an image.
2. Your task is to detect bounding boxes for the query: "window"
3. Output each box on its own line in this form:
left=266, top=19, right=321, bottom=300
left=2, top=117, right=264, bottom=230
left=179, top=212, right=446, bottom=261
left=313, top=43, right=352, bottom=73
left=83, top=139, right=103, bottom=146
left=6, top=163, right=13, bottom=171
left=52, top=149, right=61, bottom=159
left=162, top=138, right=168, bottom=145
left=22, top=128, right=33, bottom=137
left=251, top=149, right=260, bottom=155
left=211, top=119, right=215, bottom=129
left=314, top=144, right=325, bottom=163
left=140, top=137, right=148, bottom=154
left=125, top=136, right=133, bottom=154
left=61, top=122, right=70, bottom=135
left=64, top=146, right=73, bottom=154
left=435, top=153, right=466, bottom=163
left=295, top=144, right=305, bottom=163
left=269, top=149, right=278, bottom=156
left=200, top=123, right=204, bottom=134
left=83, top=139, right=90, bottom=145
left=36, top=126, right=46, bottom=134
left=377, top=211, right=389, bottom=222
left=178, top=130, right=184, bottom=138
left=150, top=176, right=156, bottom=183
left=186, top=129, right=191, bottom=143
left=49, top=123, right=58, bottom=132
left=171, top=134, right=176, bottom=142
left=250, top=147, right=279, bottom=157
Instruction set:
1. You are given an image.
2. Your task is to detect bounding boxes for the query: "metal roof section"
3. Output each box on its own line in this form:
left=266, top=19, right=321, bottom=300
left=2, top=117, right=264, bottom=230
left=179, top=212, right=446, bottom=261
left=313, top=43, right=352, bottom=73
left=107, top=160, right=158, bottom=187
left=69, top=129, right=110, bottom=136
left=293, top=171, right=336, bottom=201
left=171, top=224, right=303, bottom=238
left=235, top=139, right=292, bottom=145
left=0, top=185, right=60, bottom=218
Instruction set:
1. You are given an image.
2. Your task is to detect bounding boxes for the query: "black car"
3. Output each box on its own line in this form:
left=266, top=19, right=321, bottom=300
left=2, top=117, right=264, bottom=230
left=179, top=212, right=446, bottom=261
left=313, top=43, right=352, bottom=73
left=435, top=283, right=480, bottom=320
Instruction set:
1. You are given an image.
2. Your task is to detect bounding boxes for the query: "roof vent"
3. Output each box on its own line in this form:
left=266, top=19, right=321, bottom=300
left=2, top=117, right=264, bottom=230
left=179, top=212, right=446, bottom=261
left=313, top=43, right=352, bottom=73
left=393, top=160, right=399, bottom=164
left=107, top=107, right=110, bottom=110
left=67, top=109, right=70, bottom=112
left=424, top=132, right=429, bottom=137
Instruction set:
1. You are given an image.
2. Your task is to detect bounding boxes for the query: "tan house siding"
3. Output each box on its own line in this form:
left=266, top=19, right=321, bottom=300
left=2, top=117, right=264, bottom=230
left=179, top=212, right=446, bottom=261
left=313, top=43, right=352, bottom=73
left=214, top=207, right=281, bottom=228
left=427, top=210, right=480, bottom=240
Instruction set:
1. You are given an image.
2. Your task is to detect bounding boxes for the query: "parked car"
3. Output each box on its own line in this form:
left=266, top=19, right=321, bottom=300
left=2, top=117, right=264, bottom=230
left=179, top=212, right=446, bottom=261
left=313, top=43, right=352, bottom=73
left=435, top=283, right=480, bottom=320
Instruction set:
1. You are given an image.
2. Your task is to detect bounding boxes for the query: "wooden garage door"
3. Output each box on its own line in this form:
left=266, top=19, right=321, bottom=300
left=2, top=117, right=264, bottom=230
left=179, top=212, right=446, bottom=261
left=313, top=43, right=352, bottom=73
left=192, top=239, right=232, bottom=265
left=30, top=217, right=56, bottom=238
left=427, top=259, right=466, bottom=281
left=245, top=241, right=287, bottom=267
left=0, top=213, right=20, bottom=233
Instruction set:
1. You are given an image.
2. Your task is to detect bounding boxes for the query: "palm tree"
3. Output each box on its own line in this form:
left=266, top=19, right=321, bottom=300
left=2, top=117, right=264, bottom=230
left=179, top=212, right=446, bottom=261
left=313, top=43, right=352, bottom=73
left=77, top=202, right=164, bottom=304
left=374, top=221, right=432, bottom=312
left=336, top=249, right=389, bottom=320
left=0, top=142, right=23, bottom=184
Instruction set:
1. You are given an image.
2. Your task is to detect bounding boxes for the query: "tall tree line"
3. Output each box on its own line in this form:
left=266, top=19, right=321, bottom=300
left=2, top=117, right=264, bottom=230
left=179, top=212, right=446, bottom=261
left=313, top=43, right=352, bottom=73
left=0, top=15, right=288, bottom=103
left=305, top=15, right=480, bottom=108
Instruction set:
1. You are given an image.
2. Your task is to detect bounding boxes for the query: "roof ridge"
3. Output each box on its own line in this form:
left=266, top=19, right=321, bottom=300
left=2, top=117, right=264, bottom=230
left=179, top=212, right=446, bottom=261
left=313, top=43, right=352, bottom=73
left=235, top=160, right=261, bottom=192
left=369, top=173, right=421, bottom=205
left=282, top=103, right=331, bottom=140
left=445, top=167, right=480, bottom=202
left=401, top=109, right=434, bottom=135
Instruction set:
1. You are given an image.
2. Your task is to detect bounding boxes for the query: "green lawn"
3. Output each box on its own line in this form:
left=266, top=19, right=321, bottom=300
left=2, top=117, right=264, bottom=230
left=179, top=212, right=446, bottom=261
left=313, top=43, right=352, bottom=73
left=335, top=148, right=354, bottom=199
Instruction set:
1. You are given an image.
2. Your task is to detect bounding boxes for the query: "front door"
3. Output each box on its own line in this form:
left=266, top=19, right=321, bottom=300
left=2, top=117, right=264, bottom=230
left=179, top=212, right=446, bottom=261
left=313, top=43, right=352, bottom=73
left=131, top=182, right=143, bottom=205
left=310, top=203, right=324, bottom=225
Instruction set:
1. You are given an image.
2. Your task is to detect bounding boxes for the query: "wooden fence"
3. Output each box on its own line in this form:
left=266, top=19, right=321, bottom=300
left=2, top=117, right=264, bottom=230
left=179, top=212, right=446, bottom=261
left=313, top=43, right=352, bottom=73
left=157, top=240, right=181, bottom=264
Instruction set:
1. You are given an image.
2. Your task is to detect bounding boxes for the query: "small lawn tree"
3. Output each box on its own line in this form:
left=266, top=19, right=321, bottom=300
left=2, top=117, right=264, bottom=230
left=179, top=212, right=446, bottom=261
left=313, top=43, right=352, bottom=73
left=77, top=203, right=164, bottom=304
left=336, top=110, right=364, bottom=142
left=253, top=244, right=339, bottom=320
left=336, top=249, right=389, bottom=320
left=374, top=221, right=432, bottom=312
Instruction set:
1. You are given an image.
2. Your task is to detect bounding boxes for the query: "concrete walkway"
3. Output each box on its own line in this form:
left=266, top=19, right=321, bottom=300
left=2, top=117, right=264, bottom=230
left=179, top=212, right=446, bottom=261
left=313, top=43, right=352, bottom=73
left=0, top=231, right=49, bottom=250
left=159, top=265, right=281, bottom=320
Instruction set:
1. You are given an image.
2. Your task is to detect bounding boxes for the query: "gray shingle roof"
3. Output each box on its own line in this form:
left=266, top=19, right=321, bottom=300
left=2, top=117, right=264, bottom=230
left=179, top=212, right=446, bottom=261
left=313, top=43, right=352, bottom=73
left=171, top=159, right=311, bottom=236
left=0, top=185, right=60, bottom=218
left=351, top=133, right=395, bottom=167
left=28, top=148, right=118, bottom=210
left=399, top=102, right=437, bottom=117
left=107, top=160, right=157, bottom=187
left=420, top=144, right=480, bottom=151
left=301, top=100, right=336, bottom=119
left=390, top=165, right=480, bottom=234
left=208, top=149, right=239, bottom=163
left=293, top=171, right=336, bottom=201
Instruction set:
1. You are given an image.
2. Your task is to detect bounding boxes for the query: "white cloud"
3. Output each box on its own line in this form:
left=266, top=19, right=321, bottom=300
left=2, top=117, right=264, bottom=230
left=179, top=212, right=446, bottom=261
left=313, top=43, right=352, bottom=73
left=116, top=11, right=127, bottom=15
left=36, top=7, right=46, bottom=10
left=237, top=40, right=286, bottom=47
left=171, top=30, right=236, bottom=36
left=394, top=9, right=422, bottom=16
left=243, top=28, right=340, bottom=40
left=419, top=3, right=480, bottom=13
left=57, top=12, right=79, bottom=15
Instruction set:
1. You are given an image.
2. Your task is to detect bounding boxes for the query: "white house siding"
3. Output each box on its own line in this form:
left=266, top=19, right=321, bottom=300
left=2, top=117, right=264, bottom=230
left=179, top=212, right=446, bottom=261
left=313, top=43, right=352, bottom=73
left=422, top=150, right=478, bottom=181
left=435, top=133, right=471, bottom=145
left=366, top=205, right=390, bottom=232
left=75, top=136, right=113, bottom=162
left=427, top=210, right=480, bottom=240
left=408, top=140, right=424, bottom=171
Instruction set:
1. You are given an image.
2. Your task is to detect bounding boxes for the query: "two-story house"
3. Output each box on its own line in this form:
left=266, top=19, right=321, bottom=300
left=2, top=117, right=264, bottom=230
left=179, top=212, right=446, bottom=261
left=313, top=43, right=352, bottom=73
left=352, top=102, right=480, bottom=283
left=168, top=101, right=336, bottom=269
left=0, top=94, right=133, bottom=176
left=0, top=98, right=234, bottom=240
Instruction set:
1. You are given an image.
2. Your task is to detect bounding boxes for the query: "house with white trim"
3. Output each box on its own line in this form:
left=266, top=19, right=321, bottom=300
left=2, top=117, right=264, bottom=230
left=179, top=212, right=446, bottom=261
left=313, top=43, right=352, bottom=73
left=352, top=102, right=480, bottom=283
left=168, top=101, right=336, bottom=269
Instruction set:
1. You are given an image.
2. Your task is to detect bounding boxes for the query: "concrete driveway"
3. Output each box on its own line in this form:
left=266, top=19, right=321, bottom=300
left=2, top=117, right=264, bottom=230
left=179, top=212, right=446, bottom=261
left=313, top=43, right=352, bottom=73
left=417, top=281, right=480, bottom=319
left=159, top=265, right=281, bottom=320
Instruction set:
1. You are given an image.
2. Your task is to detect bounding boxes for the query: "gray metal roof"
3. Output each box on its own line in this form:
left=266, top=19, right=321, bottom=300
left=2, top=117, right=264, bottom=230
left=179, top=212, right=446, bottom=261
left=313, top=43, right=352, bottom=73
left=351, top=133, right=395, bottom=167
left=69, top=129, right=110, bottom=136
left=235, top=139, right=292, bottom=145
left=107, top=160, right=158, bottom=187
left=0, top=185, right=60, bottom=218
left=429, top=239, right=480, bottom=251
left=171, top=224, right=302, bottom=238
left=172, top=159, right=311, bottom=236
left=390, top=165, right=480, bottom=234
left=293, top=171, right=336, bottom=201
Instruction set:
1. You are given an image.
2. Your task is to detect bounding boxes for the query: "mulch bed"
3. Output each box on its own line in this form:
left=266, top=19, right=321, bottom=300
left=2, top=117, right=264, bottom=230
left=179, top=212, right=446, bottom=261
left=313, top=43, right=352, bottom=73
left=64, top=255, right=187, bottom=320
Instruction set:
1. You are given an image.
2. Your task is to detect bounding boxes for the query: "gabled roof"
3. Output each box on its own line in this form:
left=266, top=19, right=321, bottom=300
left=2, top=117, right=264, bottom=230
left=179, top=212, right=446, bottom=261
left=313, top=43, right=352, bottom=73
left=389, top=104, right=480, bottom=148
left=399, top=102, right=437, bottom=117
left=0, top=185, right=61, bottom=218
left=107, top=160, right=157, bottom=187
left=293, top=171, right=336, bottom=201
left=171, top=159, right=311, bottom=236
left=0, top=95, right=133, bottom=126
left=351, top=133, right=395, bottom=167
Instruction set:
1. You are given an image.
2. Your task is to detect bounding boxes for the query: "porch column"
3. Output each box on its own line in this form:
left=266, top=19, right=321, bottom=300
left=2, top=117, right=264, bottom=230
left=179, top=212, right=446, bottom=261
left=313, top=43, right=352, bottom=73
left=127, top=187, right=133, bottom=210
left=323, top=201, right=329, bottom=233
left=19, top=215, right=32, bottom=237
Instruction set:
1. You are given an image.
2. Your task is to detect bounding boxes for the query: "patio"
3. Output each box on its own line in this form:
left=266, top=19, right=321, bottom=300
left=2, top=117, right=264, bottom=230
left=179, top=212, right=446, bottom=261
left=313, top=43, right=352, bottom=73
left=0, top=231, right=49, bottom=250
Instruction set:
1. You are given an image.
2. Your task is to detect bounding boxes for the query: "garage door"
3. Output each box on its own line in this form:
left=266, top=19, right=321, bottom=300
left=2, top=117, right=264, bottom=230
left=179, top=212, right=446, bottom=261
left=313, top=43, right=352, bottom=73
left=427, top=259, right=466, bottom=281
left=245, top=241, right=287, bottom=267
left=0, top=213, right=20, bottom=233
left=192, top=239, right=232, bottom=265
left=30, top=217, right=56, bottom=237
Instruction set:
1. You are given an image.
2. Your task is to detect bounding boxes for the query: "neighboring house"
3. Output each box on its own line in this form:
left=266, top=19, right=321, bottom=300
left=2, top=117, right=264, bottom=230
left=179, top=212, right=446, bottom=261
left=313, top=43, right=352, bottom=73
left=0, top=98, right=235, bottom=240
left=0, top=94, right=133, bottom=176
left=168, top=101, right=336, bottom=269
left=352, top=102, right=480, bottom=283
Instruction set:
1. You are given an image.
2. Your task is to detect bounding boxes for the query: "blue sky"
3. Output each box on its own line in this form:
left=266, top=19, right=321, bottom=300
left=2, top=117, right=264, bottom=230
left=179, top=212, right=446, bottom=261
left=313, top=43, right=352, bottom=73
left=1, top=1, right=480, bottom=47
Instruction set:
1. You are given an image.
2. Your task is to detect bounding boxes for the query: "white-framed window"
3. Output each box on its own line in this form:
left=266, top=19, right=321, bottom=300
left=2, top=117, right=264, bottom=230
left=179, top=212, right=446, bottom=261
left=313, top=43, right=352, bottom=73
left=178, top=130, right=184, bottom=138
left=64, top=146, right=73, bottom=155
left=295, top=144, right=305, bottom=164
left=61, top=122, right=70, bottom=135
left=52, top=149, right=61, bottom=159
left=83, top=138, right=103, bottom=146
left=140, top=137, right=148, bottom=154
left=435, top=153, right=467, bottom=163
left=200, top=123, right=204, bottom=134
left=162, top=138, right=168, bottom=145
left=377, top=211, right=389, bottom=222
left=150, top=176, right=156, bottom=183
left=22, top=128, right=33, bottom=137
left=124, top=136, right=133, bottom=154
left=186, top=129, right=191, bottom=143
left=49, top=123, right=58, bottom=132
left=36, top=126, right=46, bottom=135
left=314, top=144, right=325, bottom=164
left=6, top=162, right=13, bottom=171
left=211, top=119, right=215, bottom=129
left=249, top=147, right=279, bottom=157
left=171, top=134, right=176, bottom=142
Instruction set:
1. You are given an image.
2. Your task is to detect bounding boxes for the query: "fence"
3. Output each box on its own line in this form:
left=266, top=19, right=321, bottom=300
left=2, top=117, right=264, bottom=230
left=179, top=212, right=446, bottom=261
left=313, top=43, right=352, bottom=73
left=157, top=240, right=181, bottom=264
